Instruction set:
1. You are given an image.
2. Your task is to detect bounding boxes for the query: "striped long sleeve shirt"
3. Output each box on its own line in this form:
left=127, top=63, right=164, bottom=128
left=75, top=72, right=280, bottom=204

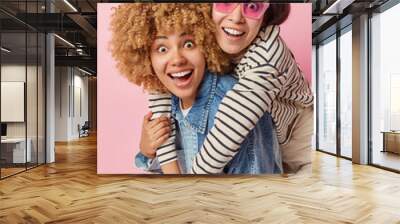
left=190, top=25, right=314, bottom=174
left=148, top=93, right=177, bottom=166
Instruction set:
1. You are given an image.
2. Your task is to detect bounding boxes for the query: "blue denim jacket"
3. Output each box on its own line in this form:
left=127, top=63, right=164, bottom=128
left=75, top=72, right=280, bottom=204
left=136, top=70, right=282, bottom=174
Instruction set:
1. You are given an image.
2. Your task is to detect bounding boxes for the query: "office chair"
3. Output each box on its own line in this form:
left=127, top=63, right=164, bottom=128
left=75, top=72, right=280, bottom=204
left=79, top=121, right=90, bottom=138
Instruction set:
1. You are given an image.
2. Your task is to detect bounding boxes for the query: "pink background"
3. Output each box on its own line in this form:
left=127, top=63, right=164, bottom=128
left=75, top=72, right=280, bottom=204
left=97, top=3, right=312, bottom=174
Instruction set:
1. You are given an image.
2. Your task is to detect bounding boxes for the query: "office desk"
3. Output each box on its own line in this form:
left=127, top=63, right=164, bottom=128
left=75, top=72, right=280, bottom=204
left=382, top=131, right=400, bottom=154
left=1, top=138, right=31, bottom=163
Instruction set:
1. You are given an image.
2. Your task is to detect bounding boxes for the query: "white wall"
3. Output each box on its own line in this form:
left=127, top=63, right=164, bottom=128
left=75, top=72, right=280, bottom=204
left=72, top=73, right=89, bottom=138
left=1, top=65, right=38, bottom=138
left=1, top=64, right=46, bottom=164
left=55, top=66, right=70, bottom=141
left=55, top=67, right=89, bottom=141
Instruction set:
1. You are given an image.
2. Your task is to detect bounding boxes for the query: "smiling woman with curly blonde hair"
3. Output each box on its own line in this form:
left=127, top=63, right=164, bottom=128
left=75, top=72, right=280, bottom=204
left=110, top=3, right=230, bottom=92
left=110, top=3, right=233, bottom=174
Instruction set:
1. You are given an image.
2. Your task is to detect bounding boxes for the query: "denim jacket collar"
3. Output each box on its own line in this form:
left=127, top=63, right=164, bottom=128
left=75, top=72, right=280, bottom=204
left=171, top=70, right=217, bottom=134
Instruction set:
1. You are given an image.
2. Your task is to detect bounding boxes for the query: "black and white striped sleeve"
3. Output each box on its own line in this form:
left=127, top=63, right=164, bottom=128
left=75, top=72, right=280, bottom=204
left=191, top=26, right=289, bottom=174
left=148, top=93, right=177, bottom=166
left=191, top=65, right=288, bottom=174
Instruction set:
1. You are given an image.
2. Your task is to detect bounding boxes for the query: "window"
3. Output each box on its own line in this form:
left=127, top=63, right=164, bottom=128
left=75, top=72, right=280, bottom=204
left=317, top=36, right=337, bottom=154
left=339, top=28, right=352, bottom=158
left=370, top=2, right=400, bottom=171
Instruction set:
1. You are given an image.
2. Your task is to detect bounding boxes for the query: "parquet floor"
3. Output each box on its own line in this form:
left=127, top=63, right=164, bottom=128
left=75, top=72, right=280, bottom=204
left=0, top=167, right=25, bottom=178
left=1, top=135, right=400, bottom=223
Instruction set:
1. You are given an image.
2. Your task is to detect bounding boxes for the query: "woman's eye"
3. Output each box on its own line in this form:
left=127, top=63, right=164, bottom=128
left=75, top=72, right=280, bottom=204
left=157, top=46, right=168, bottom=53
left=183, top=40, right=194, bottom=48
left=246, top=3, right=259, bottom=11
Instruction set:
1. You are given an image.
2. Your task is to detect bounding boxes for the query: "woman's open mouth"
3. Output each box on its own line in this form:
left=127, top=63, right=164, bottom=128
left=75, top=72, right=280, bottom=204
left=168, top=70, right=193, bottom=87
left=222, top=27, right=245, bottom=38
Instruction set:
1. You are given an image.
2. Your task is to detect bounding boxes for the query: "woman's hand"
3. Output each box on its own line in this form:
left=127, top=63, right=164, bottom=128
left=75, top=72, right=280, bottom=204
left=139, top=112, right=171, bottom=159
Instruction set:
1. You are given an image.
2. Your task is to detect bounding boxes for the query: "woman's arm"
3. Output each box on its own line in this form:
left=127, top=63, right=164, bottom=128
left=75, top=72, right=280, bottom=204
left=147, top=94, right=180, bottom=174
left=191, top=26, right=290, bottom=174
left=191, top=66, right=287, bottom=174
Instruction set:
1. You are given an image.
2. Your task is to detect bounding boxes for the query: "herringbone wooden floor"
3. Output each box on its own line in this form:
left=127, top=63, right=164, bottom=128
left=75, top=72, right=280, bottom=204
left=1, top=135, right=400, bottom=223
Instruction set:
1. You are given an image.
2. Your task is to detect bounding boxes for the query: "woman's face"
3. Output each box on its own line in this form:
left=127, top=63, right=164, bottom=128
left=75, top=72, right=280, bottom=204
left=212, top=3, right=265, bottom=56
left=150, top=30, right=205, bottom=109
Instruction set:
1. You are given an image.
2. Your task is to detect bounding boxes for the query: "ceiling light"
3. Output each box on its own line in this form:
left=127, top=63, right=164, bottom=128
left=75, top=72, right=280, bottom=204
left=323, top=0, right=341, bottom=14
left=78, top=67, right=93, bottom=76
left=63, top=0, right=78, bottom=12
left=1, top=47, right=11, bottom=53
left=323, top=0, right=355, bottom=15
left=54, top=34, right=75, bottom=48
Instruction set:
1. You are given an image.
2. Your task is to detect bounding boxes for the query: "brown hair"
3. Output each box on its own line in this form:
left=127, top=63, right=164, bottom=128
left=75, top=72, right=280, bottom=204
left=110, top=3, right=230, bottom=92
left=262, top=3, right=291, bottom=28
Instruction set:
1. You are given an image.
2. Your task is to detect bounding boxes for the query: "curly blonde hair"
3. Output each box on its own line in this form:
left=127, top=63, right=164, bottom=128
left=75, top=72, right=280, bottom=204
left=110, top=3, right=231, bottom=92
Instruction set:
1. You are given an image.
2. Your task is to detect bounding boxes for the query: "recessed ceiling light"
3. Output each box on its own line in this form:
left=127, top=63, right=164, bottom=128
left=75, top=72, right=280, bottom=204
left=54, top=34, right=75, bottom=48
left=78, top=67, right=93, bottom=76
left=323, top=0, right=355, bottom=15
left=1, top=47, right=11, bottom=53
left=63, top=0, right=78, bottom=12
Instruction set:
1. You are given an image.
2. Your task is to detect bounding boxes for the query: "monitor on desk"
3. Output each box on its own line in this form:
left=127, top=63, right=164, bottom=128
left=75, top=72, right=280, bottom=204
left=1, top=123, right=7, bottom=138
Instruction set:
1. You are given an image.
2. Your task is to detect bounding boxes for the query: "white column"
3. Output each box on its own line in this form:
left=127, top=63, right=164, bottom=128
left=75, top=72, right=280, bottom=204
left=45, top=0, right=55, bottom=163
left=352, top=14, right=369, bottom=164
left=46, top=32, right=55, bottom=163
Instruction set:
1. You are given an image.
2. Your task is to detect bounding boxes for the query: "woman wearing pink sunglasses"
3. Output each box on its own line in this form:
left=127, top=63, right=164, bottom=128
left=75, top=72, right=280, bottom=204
left=212, top=3, right=275, bottom=56
left=148, top=3, right=314, bottom=175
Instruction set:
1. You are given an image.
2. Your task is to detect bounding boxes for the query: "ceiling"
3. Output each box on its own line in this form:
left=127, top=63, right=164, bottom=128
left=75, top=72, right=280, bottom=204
left=0, top=0, right=101, bottom=74
left=311, top=0, right=390, bottom=43
left=0, top=0, right=395, bottom=74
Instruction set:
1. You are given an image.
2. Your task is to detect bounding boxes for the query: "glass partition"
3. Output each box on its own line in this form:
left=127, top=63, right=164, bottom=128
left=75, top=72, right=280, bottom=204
left=0, top=1, right=46, bottom=179
left=1, top=31, right=28, bottom=178
left=38, top=32, right=45, bottom=165
left=27, top=31, right=38, bottom=169
left=317, top=35, right=337, bottom=155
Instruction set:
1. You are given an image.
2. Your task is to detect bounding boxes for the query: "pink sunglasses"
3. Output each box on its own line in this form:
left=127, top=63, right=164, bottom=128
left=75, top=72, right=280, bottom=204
left=213, top=3, right=270, bottom=20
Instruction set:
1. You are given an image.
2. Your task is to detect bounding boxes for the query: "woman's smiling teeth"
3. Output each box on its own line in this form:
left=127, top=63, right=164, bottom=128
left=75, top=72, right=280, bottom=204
left=169, top=70, right=192, bottom=79
left=223, top=27, right=245, bottom=37
left=168, top=70, right=194, bottom=88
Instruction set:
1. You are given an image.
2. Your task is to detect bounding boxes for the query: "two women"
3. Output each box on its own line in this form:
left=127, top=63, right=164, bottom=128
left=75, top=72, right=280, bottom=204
left=111, top=3, right=313, bottom=174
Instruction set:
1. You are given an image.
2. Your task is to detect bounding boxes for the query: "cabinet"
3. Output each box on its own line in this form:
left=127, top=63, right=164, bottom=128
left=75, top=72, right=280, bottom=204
left=0, top=138, right=32, bottom=164
left=382, top=131, right=400, bottom=154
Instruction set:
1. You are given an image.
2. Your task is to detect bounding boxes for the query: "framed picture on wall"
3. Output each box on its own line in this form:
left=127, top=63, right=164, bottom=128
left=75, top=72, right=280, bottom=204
left=97, top=3, right=313, bottom=175
left=1, top=81, right=25, bottom=122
